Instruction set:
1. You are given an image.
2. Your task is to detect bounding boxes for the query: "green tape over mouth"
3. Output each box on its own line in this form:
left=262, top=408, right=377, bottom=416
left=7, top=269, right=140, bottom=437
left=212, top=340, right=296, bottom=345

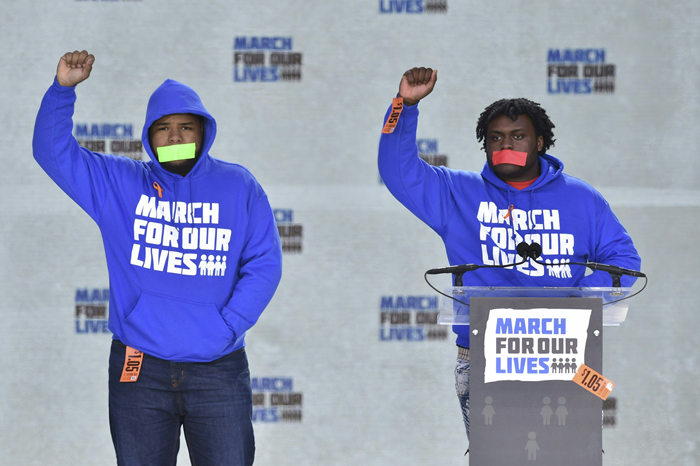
left=157, top=143, right=196, bottom=162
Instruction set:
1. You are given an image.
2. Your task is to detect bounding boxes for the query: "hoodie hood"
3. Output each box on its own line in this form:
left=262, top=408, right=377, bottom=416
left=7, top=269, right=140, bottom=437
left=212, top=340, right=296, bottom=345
left=141, top=79, right=217, bottom=177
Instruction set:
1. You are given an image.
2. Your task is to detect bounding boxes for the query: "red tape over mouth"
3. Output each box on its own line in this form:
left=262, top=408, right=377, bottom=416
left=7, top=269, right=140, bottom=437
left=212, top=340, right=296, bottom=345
left=492, top=150, right=528, bottom=166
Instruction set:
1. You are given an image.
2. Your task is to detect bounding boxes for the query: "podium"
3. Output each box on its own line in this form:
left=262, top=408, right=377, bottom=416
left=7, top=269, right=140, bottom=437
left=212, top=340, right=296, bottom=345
left=439, top=287, right=632, bottom=466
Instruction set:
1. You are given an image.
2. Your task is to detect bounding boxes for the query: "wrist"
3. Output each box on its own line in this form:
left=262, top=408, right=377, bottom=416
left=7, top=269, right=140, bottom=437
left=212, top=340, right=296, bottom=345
left=52, top=76, right=77, bottom=92
left=56, top=77, right=77, bottom=88
left=400, top=96, right=419, bottom=107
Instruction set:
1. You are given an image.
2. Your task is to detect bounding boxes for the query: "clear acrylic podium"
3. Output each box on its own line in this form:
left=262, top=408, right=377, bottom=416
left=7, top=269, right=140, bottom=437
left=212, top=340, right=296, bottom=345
left=440, top=287, right=633, bottom=466
left=438, top=286, right=633, bottom=326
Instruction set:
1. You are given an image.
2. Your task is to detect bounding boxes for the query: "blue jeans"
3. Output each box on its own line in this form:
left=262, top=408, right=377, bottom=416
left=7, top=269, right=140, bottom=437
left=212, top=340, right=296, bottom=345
left=108, top=340, right=254, bottom=466
left=455, top=354, right=470, bottom=440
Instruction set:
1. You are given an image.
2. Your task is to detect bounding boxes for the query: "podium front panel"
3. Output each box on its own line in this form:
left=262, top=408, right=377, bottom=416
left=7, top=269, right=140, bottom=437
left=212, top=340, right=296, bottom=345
left=470, top=297, right=603, bottom=466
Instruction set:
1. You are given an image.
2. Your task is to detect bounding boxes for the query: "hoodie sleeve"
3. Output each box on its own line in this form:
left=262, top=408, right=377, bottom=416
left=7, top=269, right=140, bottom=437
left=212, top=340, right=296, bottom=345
left=33, top=78, right=112, bottom=223
left=220, top=190, right=283, bottom=339
left=578, top=196, right=641, bottom=288
left=378, top=102, right=456, bottom=233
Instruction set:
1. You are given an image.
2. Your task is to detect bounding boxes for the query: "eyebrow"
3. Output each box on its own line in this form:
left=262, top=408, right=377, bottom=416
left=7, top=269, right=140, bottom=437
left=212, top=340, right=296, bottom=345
left=489, top=128, right=527, bottom=134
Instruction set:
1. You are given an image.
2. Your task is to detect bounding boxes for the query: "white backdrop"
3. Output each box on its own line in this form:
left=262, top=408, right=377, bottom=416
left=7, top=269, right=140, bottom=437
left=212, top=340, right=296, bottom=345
left=1, top=1, right=699, bottom=465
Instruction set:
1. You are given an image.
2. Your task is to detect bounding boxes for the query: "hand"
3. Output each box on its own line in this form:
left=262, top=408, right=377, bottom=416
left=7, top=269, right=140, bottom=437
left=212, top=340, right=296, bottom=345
left=398, top=67, right=437, bottom=106
left=56, top=50, right=95, bottom=87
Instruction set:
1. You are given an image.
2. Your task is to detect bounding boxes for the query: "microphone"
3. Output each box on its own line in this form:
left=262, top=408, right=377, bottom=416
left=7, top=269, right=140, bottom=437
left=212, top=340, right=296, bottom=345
left=426, top=264, right=480, bottom=275
left=516, top=242, right=542, bottom=260
left=584, top=262, right=646, bottom=278
left=522, top=241, right=646, bottom=283
left=427, top=246, right=535, bottom=279
left=425, top=264, right=480, bottom=287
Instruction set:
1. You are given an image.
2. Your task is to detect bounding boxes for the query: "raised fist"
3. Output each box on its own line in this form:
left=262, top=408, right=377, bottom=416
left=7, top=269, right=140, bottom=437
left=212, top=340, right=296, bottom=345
left=56, top=50, right=95, bottom=87
left=398, top=67, right=437, bottom=106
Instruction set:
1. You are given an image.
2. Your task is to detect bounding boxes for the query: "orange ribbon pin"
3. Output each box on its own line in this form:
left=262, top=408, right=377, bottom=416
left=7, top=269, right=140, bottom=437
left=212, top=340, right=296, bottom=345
left=153, top=182, right=163, bottom=198
left=503, top=204, right=514, bottom=220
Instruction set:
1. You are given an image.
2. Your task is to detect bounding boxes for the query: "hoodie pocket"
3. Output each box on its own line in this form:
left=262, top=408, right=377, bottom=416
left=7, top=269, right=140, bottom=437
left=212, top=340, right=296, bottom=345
left=123, top=291, right=233, bottom=361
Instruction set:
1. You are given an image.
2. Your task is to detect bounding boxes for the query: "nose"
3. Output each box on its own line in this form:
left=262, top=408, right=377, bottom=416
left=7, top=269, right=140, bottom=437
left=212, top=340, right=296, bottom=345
left=168, top=128, right=183, bottom=143
left=501, top=135, right=513, bottom=150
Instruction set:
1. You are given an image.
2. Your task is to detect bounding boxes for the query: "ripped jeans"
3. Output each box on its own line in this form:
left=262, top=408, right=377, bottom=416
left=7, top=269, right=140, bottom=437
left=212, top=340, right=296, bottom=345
left=454, top=350, right=470, bottom=440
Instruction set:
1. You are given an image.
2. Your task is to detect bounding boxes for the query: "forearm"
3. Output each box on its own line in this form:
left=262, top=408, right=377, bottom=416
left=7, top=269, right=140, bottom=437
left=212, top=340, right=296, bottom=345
left=378, top=101, right=454, bottom=231
left=33, top=78, right=81, bottom=186
left=579, top=205, right=641, bottom=287
left=32, top=78, right=112, bottom=221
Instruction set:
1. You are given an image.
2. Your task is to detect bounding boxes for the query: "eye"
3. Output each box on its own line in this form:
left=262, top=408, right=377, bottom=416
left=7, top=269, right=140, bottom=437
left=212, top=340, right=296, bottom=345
left=514, top=134, right=524, bottom=140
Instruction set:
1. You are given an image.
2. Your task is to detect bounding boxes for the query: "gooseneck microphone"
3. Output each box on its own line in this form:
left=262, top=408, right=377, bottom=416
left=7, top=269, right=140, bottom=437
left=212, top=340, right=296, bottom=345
left=425, top=252, right=530, bottom=287
left=583, top=262, right=646, bottom=278
left=423, top=251, right=531, bottom=307
left=518, top=241, right=647, bottom=286
left=424, top=241, right=647, bottom=310
left=425, top=264, right=480, bottom=286
left=426, top=264, right=480, bottom=275
left=427, top=242, right=645, bottom=285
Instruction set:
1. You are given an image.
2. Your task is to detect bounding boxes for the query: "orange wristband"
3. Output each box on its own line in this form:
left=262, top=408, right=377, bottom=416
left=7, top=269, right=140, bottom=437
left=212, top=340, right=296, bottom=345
left=382, top=97, right=404, bottom=134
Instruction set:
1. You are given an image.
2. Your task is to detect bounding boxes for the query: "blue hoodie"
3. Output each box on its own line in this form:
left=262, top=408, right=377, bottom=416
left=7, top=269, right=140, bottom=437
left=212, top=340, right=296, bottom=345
left=34, top=78, right=282, bottom=362
left=378, top=103, right=641, bottom=348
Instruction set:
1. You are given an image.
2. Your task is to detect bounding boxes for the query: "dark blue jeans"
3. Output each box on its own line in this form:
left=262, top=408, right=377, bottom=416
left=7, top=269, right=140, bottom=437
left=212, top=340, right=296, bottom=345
left=108, top=340, right=254, bottom=466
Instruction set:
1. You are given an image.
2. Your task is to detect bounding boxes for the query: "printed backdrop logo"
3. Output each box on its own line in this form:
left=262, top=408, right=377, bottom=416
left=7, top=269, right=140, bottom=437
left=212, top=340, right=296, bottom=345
left=483, top=308, right=591, bottom=383
left=477, top=201, right=573, bottom=279
left=379, top=138, right=447, bottom=184
left=74, top=123, right=144, bottom=160
left=251, top=377, right=303, bottom=423
left=379, top=0, right=447, bottom=13
left=547, top=48, right=615, bottom=94
left=233, top=37, right=303, bottom=82
left=379, top=295, right=447, bottom=341
left=417, top=138, right=448, bottom=167
left=274, top=209, right=303, bottom=254
left=75, top=288, right=111, bottom=334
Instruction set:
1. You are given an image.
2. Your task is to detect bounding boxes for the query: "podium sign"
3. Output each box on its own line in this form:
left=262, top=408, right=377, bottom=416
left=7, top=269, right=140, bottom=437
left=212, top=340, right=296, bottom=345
left=469, top=297, right=603, bottom=466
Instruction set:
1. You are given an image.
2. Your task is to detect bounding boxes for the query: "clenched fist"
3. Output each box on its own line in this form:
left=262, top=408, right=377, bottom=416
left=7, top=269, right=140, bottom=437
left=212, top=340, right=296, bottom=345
left=398, top=67, right=437, bottom=106
left=56, top=50, right=95, bottom=87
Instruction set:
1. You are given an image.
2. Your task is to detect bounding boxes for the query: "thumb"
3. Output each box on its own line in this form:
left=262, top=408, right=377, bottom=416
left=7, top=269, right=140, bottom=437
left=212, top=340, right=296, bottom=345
left=82, top=54, right=95, bottom=78
left=428, top=69, right=438, bottom=87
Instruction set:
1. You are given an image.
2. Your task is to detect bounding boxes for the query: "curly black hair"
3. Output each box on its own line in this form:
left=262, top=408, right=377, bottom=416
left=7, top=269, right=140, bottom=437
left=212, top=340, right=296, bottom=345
left=476, top=98, right=555, bottom=156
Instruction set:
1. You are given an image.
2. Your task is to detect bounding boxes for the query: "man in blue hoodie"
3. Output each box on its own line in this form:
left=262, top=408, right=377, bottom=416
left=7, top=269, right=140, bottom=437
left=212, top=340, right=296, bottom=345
left=378, top=67, right=640, bottom=446
left=34, top=50, right=283, bottom=465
